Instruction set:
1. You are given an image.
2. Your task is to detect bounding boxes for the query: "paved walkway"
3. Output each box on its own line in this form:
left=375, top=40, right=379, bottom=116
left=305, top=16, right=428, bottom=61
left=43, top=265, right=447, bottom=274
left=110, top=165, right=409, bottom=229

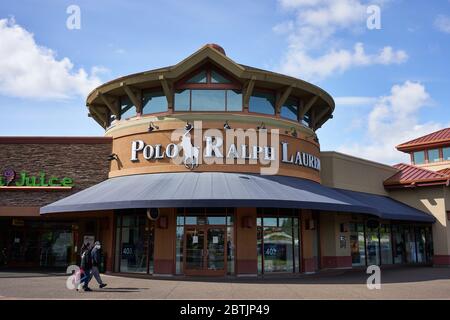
left=1, top=266, right=450, bottom=299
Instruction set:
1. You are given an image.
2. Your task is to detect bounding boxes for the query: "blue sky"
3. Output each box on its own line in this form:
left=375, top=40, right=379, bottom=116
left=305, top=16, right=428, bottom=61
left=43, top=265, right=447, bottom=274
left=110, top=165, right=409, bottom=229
left=0, top=0, right=449, bottom=164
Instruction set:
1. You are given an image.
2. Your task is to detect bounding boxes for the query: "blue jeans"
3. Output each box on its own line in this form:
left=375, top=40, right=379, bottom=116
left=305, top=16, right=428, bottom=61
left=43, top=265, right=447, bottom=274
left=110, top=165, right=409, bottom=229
left=80, top=268, right=92, bottom=289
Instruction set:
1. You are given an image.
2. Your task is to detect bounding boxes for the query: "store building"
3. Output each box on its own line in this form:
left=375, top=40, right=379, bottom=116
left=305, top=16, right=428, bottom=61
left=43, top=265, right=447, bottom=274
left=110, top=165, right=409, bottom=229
left=1, top=44, right=447, bottom=276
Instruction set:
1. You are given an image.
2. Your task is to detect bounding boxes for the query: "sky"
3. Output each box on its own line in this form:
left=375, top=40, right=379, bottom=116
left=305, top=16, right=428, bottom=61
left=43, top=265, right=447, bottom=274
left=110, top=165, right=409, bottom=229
left=0, top=0, right=449, bottom=165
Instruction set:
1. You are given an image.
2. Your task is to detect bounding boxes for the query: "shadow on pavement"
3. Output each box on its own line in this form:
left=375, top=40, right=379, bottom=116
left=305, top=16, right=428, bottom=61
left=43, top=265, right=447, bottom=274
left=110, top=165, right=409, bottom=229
left=2, top=266, right=450, bottom=285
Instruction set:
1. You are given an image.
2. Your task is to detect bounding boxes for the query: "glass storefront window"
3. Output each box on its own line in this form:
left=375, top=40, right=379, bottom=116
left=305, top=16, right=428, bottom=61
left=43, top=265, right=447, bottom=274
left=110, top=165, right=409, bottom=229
left=366, top=225, right=380, bottom=266
left=404, top=227, right=417, bottom=263
left=116, top=213, right=154, bottom=274
left=380, top=224, right=393, bottom=265
left=427, top=149, right=440, bottom=163
left=350, top=223, right=366, bottom=266
left=142, top=91, right=168, bottom=114
left=392, top=225, right=405, bottom=264
left=120, top=96, right=136, bottom=119
left=413, top=151, right=425, bottom=165
left=415, top=227, right=427, bottom=263
left=280, top=98, right=298, bottom=121
left=176, top=226, right=184, bottom=274
left=257, top=215, right=300, bottom=274
left=443, top=147, right=450, bottom=161
left=249, top=91, right=275, bottom=115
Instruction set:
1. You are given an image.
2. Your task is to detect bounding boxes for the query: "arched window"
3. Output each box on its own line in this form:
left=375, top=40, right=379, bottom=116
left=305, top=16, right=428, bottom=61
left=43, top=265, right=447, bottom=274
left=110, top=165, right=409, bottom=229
left=174, top=65, right=242, bottom=112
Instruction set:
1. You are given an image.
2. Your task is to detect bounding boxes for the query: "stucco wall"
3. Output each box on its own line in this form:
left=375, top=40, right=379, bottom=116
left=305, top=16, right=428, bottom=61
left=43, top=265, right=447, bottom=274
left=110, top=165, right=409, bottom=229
left=320, top=151, right=398, bottom=195
left=388, top=186, right=449, bottom=256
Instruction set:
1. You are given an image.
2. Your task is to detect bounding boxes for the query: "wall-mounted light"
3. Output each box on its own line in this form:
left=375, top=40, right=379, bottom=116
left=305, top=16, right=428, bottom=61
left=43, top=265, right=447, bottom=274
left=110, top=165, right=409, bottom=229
left=107, top=153, right=118, bottom=161
left=257, top=122, right=266, bottom=131
left=148, top=121, right=159, bottom=132
left=223, top=121, right=231, bottom=130
left=285, top=127, right=297, bottom=137
left=185, top=122, right=193, bottom=132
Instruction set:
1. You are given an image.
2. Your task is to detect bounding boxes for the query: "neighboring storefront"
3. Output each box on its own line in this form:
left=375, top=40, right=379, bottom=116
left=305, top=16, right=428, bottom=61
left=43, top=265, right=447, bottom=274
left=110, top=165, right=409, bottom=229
left=0, top=137, right=112, bottom=269
left=2, top=44, right=448, bottom=276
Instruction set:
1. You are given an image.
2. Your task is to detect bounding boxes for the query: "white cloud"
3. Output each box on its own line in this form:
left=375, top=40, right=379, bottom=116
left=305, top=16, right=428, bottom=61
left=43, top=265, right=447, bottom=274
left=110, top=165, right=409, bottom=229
left=274, top=0, right=408, bottom=82
left=279, top=42, right=407, bottom=81
left=337, top=81, right=447, bottom=164
left=0, top=18, right=104, bottom=100
left=434, top=15, right=450, bottom=34
left=334, top=96, right=377, bottom=106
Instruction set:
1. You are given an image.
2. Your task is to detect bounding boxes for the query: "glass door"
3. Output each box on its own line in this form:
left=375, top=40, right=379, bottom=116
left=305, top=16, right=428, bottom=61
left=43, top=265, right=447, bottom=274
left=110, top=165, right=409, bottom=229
left=185, top=227, right=205, bottom=272
left=184, top=226, right=227, bottom=275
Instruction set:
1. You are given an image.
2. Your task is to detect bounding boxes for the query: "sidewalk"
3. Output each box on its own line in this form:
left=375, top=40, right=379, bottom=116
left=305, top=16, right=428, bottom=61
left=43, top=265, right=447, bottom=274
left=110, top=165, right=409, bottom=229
left=0, top=266, right=450, bottom=299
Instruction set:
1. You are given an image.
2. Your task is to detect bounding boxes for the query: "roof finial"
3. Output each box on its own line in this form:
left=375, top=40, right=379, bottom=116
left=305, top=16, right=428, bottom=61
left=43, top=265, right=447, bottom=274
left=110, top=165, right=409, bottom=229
left=205, top=43, right=226, bottom=56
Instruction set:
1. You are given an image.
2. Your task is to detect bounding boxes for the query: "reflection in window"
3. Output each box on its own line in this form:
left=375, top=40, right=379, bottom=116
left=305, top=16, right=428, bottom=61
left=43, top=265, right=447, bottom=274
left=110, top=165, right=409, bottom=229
left=413, top=151, right=425, bottom=165
left=404, top=227, right=417, bottom=263
left=280, top=98, right=298, bottom=121
left=366, top=225, right=380, bottom=265
left=211, top=70, right=231, bottom=83
left=380, top=224, right=392, bottom=264
left=142, top=91, right=167, bottom=114
left=427, top=149, right=440, bottom=163
left=257, top=215, right=300, bottom=273
left=226, top=90, right=242, bottom=111
left=187, top=71, right=207, bottom=83
left=191, top=90, right=226, bottom=111
left=249, top=91, right=275, bottom=115
left=175, top=89, right=242, bottom=111
left=350, top=223, right=366, bottom=266
left=302, top=112, right=310, bottom=127
left=120, top=96, right=136, bottom=119
left=443, top=147, right=450, bottom=161
left=392, top=225, right=405, bottom=264
left=115, top=213, right=154, bottom=274
left=174, top=90, right=190, bottom=111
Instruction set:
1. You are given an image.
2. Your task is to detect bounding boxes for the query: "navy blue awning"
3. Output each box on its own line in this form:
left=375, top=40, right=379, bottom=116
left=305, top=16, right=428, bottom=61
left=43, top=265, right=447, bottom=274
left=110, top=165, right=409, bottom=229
left=333, top=188, right=435, bottom=222
left=40, top=172, right=434, bottom=223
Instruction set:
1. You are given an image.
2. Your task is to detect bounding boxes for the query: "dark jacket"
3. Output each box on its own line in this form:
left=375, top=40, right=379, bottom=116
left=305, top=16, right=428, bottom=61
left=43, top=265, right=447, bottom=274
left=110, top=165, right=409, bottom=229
left=91, top=247, right=102, bottom=267
left=80, top=249, right=92, bottom=270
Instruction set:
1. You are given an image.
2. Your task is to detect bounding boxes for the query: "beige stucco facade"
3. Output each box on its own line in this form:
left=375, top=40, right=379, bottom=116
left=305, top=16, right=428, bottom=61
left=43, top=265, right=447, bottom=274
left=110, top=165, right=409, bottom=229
left=320, top=151, right=398, bottom=195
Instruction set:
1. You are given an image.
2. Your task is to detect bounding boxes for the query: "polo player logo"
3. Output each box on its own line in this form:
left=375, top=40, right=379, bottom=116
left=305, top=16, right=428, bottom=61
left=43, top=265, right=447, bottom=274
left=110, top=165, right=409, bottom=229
left=181, top=123, right=199, bottom=170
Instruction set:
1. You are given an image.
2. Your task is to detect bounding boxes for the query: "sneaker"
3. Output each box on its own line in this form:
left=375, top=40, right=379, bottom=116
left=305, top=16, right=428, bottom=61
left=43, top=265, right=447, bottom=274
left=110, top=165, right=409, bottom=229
left=99, top=283, right=107, bottom=288
left=84, top=287, right=92, bottom=292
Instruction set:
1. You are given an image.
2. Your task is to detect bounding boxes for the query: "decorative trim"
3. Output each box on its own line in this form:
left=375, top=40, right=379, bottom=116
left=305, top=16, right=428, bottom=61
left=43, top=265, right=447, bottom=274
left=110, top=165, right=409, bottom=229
left=0, top=186, right=72, bottom=191
left=0, top=137, right=112, bottom=144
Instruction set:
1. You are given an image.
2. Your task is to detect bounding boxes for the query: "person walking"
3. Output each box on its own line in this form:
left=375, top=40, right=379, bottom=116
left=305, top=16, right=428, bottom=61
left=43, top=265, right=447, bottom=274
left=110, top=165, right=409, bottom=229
left=78, top=243, right=93, bottom=292
left=90, top=241, right=107, bottom=288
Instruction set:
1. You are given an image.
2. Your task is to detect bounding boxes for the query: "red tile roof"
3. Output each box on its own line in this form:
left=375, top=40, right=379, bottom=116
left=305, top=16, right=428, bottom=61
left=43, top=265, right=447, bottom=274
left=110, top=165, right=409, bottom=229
left=397, top=128, right=450, bottom=152
left=384, top=163, right=450, bottom=188
left=438, top=168, right=450, bottom=176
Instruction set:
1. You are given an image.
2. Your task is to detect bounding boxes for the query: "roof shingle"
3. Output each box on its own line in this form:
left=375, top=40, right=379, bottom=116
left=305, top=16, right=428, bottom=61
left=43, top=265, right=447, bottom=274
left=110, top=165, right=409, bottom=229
left=384, top=163, right=449, bottom=187
left=397, top=128, right=450, bottom=151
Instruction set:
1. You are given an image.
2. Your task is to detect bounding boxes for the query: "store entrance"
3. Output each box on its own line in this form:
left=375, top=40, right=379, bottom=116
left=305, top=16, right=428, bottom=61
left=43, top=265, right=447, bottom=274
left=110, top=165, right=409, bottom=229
left=184, top=225, right=227, bottom=276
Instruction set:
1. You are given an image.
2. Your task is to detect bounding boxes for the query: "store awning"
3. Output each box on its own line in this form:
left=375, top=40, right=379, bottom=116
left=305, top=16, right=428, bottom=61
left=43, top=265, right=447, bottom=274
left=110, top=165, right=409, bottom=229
left=333, top=188, right=435, bottom=222
left=40, top=172, right=435, bottom=222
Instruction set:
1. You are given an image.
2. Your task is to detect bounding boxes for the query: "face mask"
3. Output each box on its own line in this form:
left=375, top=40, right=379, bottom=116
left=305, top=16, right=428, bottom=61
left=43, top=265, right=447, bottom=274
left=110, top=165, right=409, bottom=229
left=96, top=245, right=101, bottom=249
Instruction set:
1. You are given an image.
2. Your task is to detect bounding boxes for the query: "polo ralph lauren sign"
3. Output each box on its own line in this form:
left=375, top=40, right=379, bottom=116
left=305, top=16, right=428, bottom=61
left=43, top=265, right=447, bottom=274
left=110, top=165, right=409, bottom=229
left=129, top=123, right=321, bottom=173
